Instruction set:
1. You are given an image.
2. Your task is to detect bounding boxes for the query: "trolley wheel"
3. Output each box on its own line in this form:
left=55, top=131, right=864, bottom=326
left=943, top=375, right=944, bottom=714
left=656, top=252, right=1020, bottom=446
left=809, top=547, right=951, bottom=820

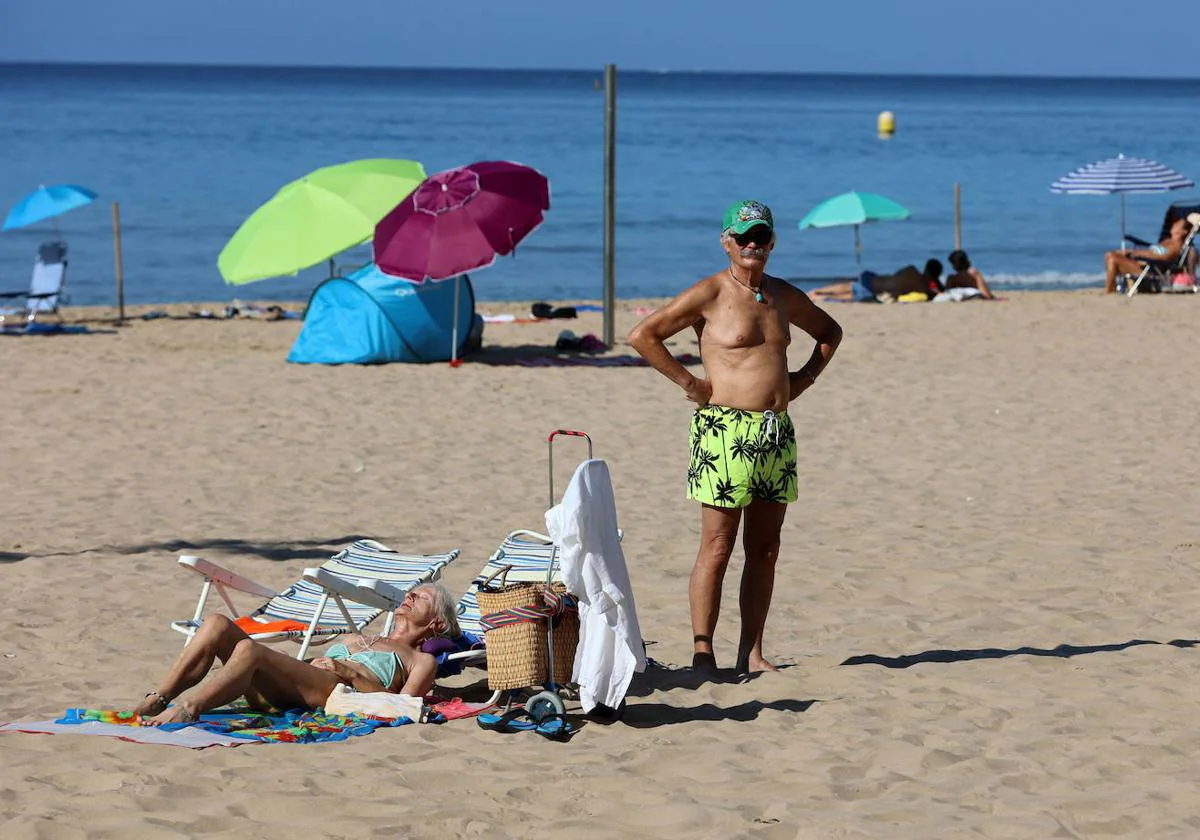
left=525, top=691, right=565, bottom=722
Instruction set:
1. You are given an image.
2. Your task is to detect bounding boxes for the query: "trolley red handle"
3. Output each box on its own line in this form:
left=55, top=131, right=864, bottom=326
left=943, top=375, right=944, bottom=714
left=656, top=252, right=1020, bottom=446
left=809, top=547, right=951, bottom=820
left=547, top=429, right=593, bottom=507
left=547, top=429, right=590, bottom=443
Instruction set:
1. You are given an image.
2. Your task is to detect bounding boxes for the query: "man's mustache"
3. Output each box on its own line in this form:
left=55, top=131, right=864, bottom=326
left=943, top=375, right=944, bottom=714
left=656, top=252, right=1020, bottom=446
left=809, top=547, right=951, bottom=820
left=740, top=248, right=766, bottom=257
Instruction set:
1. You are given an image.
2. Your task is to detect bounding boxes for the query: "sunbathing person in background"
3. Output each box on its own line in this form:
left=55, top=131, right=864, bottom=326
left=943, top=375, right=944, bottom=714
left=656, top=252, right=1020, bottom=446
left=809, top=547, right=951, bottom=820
left=1103, top=216, right=1191, bottom=294
left=811, top=259, right=944, bottom=302
left=131, top=582, right=459, bottom=725
left=945, top=250, right=995, bottom=299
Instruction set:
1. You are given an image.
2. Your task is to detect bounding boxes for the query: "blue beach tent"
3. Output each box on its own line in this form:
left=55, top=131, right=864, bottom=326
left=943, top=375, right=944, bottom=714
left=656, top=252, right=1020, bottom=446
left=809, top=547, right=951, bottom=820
left=288, top=263, right=480, bottom=364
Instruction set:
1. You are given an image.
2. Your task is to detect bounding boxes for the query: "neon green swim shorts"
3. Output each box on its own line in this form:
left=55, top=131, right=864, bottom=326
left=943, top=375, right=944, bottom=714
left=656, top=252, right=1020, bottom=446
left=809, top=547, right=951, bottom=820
left=687, top=405, right=798, bottom=507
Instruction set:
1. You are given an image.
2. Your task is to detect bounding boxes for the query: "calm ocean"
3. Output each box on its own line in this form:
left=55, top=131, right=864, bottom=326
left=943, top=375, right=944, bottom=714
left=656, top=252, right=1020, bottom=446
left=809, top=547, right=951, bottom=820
left=2, top=63, right=1199, bottom=306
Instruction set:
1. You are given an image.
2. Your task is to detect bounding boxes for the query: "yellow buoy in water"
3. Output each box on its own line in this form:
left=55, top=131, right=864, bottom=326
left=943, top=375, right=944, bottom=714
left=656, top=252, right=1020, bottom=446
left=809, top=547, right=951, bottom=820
left=877, top=110, right=896, bottom=138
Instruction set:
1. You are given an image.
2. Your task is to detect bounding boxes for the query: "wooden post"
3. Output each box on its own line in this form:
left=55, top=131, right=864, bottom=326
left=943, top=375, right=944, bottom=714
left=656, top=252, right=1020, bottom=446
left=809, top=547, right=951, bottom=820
left=112, top=202, right=125, bottom=323
left=953, top=183, right=962, bottom=251
left=602, top=64, right=617, bottom=348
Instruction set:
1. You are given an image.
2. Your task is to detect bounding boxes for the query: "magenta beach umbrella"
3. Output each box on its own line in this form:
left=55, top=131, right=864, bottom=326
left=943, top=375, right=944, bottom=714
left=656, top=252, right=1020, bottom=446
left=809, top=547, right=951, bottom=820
left=373, top=160, right=550, bottom=282
left=374, top=160, right=550, bottom=365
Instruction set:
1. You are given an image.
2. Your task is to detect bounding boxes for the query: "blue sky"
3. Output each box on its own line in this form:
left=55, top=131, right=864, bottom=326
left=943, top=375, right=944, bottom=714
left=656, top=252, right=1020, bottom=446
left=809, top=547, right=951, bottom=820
left=1, top=0, right=1196, bottom=77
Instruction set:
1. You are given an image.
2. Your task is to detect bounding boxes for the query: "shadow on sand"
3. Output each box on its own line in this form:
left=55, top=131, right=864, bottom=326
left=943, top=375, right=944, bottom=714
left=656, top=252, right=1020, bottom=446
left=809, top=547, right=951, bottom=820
left=841, top=638, right=1200, bottom=669
left=620, top=697, right=817, bottom=728
left=9, top=535, right=368, bottom=563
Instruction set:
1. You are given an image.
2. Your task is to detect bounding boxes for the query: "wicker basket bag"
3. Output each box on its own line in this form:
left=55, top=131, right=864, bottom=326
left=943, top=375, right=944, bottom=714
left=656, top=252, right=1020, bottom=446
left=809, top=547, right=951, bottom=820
left=476, top=570, right=579, bottom=691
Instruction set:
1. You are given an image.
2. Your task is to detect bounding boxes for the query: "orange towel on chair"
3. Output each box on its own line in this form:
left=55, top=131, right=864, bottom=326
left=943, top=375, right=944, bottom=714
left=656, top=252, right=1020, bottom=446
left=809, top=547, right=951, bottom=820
left=233, top=616, right=313, bottom=634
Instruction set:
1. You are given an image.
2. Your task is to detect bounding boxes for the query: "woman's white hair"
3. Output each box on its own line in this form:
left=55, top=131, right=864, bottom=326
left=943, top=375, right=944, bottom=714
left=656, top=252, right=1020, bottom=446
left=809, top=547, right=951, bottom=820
left=416, top=581, right=461, bottom=639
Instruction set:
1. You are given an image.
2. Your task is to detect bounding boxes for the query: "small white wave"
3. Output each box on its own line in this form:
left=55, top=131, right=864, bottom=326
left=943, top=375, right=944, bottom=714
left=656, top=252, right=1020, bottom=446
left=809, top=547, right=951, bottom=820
left=988, top=271, right=1101, bottom=290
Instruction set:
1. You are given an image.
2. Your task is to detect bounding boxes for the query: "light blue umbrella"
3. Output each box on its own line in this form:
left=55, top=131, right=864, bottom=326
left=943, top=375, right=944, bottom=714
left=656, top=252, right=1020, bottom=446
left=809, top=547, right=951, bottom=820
left=798, top=191, right=911, bottom=266
left=1050, top=154, right=1193, bottom=245
left=2, top=184, right=98, bottom=231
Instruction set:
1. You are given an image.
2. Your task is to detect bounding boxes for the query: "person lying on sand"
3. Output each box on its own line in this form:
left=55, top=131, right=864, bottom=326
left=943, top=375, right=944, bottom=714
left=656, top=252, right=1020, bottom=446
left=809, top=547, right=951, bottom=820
left=811, top=259, right=944, bottom=302
left=130, top=582, right=459, bottom=725
left=944, top=250, right=995, bottom=299
left=1104, top=215, right=1191, bottom=294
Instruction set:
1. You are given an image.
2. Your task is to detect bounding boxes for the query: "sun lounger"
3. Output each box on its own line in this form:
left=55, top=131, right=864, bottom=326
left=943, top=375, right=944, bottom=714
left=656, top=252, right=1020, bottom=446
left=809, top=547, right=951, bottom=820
left=171, top=540, right=459, bottom=659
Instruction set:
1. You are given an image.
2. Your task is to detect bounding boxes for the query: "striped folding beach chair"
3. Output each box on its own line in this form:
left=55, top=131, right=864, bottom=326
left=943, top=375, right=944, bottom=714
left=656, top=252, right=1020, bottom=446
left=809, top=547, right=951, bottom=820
left=352, top=529, right=561, bottom=687
left=170, top=539, right=460, bottom=659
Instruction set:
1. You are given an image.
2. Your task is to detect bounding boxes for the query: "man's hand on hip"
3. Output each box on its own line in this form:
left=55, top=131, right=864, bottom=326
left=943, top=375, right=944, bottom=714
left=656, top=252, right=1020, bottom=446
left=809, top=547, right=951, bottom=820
left=684, top=375, right=713, bottom=406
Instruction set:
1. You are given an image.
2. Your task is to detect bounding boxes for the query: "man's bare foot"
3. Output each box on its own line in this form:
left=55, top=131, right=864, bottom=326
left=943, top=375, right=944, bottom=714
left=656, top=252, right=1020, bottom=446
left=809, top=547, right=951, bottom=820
left=736, top=654, right=779, bottom=674
left=132, top=691, right=168, bottom=718
left=145, top=701, right=198, bottom=726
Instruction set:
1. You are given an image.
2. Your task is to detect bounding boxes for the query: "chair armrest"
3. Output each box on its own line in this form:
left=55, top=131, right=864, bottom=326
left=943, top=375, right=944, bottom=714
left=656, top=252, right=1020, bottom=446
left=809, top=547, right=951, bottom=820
left=177, top=555, right=278, bottom=599
left=0, top=290, right=26, bottom=300
left=352, top=578, right=410, bottom=609
left=301, top=566, right=377, bottom=606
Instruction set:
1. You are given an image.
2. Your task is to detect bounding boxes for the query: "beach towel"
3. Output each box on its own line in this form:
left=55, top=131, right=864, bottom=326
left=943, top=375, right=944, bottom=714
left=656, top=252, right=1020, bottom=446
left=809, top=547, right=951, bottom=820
left=546, top=459, right=646, bottom=713
left=932, top=287, right=984, bottom=303
left=0, top=323, right=90, bottom=336
left=1, top=704, right=417, bottom=749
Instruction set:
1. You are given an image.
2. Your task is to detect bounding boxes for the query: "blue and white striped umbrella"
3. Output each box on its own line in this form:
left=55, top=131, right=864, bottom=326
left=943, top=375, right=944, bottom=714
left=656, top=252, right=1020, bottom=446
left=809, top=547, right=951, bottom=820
left=1050, top=155, right=1193, bottom=195
left=1051, top=155, right=1194, bottom=244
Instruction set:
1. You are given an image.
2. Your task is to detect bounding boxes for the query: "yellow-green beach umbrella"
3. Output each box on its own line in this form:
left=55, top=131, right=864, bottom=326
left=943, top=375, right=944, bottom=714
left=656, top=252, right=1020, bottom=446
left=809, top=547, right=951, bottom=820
left=218, top=158, right=426, bottom=285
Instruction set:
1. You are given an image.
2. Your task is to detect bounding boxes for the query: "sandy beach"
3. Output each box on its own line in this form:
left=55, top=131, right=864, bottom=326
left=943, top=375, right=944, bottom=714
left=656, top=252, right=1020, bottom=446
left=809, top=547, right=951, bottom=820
left=3, top=291, right=1200, bottom=838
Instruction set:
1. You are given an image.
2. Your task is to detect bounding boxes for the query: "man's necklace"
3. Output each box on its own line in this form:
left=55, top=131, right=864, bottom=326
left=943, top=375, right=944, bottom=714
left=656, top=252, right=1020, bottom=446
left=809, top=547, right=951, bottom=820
left=729, top=266, right=766, bottom=303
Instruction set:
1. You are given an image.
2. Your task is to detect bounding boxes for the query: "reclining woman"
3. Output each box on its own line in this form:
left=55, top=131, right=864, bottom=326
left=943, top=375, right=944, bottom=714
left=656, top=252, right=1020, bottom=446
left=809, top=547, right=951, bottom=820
left=1104, top=215, right=1192, bottom=294
left=944, top=250, right=995, bottom=299
left=132, top=582, right=460, bottom=725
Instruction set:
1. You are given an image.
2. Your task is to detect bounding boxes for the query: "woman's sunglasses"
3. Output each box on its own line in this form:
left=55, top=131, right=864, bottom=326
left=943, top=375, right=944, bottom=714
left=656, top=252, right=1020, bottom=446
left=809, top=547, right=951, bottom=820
left=732, top=226, right=772, bottom=247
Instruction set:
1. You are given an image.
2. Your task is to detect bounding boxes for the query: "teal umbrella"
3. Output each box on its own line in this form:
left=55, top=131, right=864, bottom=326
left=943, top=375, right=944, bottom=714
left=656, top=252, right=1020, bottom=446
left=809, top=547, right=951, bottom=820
left=798, top=191, right=911, bottom=266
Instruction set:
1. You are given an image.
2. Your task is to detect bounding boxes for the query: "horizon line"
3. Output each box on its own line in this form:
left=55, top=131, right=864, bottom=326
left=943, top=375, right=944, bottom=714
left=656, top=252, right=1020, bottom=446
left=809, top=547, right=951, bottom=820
left=1, top=59, right=1198, bottom=84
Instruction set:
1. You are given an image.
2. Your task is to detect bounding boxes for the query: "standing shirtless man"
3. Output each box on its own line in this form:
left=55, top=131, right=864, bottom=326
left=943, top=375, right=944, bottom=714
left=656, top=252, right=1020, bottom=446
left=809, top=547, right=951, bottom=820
left=628, top=200, right=842, bottom=674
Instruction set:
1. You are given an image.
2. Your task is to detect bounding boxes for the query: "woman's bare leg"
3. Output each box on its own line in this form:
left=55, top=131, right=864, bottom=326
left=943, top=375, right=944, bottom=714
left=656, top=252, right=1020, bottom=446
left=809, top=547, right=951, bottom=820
left=1105, top=251, right=1143, bottom=293
left=131, top=615, right=248, bottom=716
left=146, top=638, right=342, bottom=725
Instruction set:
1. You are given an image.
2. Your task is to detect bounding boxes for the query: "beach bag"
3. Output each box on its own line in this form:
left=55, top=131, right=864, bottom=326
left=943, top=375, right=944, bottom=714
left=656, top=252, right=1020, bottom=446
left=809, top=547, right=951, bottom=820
left=476, top=567, right=579, bottom=691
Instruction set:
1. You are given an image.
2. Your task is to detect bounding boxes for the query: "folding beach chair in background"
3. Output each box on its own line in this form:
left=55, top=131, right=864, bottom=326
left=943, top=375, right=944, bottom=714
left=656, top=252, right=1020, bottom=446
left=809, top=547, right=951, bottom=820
left=171, top=540, right=460, bottom=659
left=0, top=241, right=69, bottom=327
left=1126, top=207, right=1200, bottom=296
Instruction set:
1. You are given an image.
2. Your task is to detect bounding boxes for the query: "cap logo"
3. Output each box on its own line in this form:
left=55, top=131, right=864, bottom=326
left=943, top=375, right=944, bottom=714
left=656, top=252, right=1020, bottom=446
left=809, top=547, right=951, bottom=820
left=738, top=202, right=769, bottom=223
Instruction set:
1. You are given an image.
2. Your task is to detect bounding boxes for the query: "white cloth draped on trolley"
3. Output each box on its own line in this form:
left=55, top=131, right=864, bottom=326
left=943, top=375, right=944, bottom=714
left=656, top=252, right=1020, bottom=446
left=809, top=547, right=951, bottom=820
left=545, top=458, right=645, bottom=713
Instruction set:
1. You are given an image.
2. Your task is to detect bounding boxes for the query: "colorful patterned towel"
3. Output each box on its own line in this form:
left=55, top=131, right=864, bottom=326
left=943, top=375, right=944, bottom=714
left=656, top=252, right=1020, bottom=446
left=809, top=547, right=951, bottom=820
left=55, top=705, right=416, bottom=744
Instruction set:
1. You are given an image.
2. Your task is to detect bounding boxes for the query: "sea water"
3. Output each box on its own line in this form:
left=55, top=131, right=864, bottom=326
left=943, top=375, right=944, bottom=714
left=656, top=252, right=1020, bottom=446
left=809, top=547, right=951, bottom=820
left=2, top=63, right=1198, bottom=306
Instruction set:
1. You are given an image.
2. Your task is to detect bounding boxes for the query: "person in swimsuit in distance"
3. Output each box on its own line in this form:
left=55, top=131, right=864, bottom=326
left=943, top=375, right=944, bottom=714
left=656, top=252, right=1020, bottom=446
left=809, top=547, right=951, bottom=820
left=811, top=259, right=944, bottom=302
left=131, top=582, right=459, bottom=725
left=944, top=250, right=995, bottom=299
left=1103, top=215, right=1192, bottom=294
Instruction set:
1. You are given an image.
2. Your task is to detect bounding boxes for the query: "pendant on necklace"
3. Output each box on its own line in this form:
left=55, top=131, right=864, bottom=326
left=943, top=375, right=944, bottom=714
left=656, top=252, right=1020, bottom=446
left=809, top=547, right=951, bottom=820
left=754, top=291, right=765, bottom=303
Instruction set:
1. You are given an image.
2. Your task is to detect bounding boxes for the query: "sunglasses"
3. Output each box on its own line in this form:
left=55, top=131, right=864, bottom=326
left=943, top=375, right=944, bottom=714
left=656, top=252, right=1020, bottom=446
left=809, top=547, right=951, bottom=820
left=732, top=226, right=772, bottom=247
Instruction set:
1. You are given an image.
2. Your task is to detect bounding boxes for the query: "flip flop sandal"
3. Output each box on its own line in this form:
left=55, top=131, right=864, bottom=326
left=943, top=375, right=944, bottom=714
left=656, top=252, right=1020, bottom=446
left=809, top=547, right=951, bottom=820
left=477, top=709, right=540, bottom=734
left=533, top=714, right=576, bottom=742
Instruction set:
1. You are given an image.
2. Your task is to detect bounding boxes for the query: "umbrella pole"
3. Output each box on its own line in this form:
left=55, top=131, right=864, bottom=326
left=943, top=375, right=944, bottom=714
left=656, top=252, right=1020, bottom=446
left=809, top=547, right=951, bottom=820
left=602, top=63, right=618, bottom=348
left=954, top=183, right=962, bottom=250
left=450, top=275, right=462, bottom=367
left=854, top=225, right=862, bottom=267
left=1120, top=195, right=1127, bottom=248
left=112, top=202, right=125, bottom=324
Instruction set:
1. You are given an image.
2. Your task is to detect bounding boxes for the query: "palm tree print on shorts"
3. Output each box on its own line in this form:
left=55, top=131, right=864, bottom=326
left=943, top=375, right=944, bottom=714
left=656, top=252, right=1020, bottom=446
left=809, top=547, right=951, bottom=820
left=687, top=405, right=797, bottom=506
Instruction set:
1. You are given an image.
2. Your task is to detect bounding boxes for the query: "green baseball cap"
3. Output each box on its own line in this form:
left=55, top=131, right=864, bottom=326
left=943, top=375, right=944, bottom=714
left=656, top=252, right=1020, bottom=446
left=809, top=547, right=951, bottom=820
left=722, top=199, right=774, bottom=235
